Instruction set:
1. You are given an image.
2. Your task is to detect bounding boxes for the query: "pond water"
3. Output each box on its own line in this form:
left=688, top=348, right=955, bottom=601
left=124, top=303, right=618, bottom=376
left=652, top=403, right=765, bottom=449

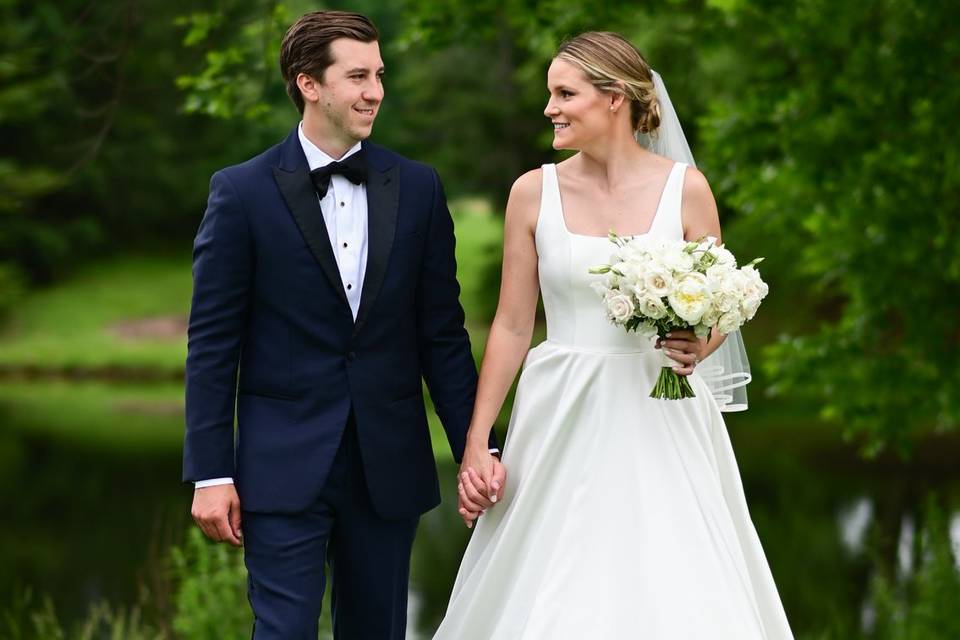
left=2, top=383, right=959, bottom=638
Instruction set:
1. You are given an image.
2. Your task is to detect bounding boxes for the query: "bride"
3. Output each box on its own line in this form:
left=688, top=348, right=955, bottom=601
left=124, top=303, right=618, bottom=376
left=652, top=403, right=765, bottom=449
left=432, top=32, right=794, bottom=639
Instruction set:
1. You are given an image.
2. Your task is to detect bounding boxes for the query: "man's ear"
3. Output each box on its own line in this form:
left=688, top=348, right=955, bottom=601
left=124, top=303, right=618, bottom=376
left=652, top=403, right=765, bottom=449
left=297, top=72, right=322, bottom=106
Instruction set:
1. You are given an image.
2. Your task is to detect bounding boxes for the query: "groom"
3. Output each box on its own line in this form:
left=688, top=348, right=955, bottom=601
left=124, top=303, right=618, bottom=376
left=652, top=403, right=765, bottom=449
left=183, top=10, right=502, bottom=638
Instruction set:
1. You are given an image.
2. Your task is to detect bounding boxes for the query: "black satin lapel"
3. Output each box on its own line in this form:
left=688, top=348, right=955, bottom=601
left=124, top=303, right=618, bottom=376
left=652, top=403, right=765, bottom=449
left=354, top=165, right=399, bottom=336
left=272, top=166, right=349, bottom=306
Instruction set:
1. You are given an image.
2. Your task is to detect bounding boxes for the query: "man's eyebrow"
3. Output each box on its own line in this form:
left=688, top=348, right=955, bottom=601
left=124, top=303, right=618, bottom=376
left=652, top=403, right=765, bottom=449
left=345, top=66, right=386, bottom=74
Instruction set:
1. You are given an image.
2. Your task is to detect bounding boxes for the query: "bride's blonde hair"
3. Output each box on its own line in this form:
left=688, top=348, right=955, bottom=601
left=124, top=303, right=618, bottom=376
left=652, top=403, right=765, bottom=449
left=555, top=32, right=661, bottom=135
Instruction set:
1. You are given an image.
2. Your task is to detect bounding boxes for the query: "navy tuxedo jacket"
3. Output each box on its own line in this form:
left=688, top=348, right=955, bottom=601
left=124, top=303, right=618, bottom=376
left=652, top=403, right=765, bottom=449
left=183, top=129, right=490, bottom=518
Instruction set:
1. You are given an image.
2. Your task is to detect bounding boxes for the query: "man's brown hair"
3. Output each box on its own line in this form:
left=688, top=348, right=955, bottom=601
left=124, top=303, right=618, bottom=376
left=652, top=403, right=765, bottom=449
left=279, top=11, right=380, bottom=114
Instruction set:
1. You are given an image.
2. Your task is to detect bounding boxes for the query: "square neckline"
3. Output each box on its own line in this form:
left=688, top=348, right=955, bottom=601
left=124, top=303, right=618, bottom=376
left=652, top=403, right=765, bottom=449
left=551, top=161, right=678, bottom=240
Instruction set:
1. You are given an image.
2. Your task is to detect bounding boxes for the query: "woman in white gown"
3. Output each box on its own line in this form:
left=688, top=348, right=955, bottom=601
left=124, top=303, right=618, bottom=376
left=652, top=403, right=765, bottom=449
left=433, top=32, right=794, bottom=639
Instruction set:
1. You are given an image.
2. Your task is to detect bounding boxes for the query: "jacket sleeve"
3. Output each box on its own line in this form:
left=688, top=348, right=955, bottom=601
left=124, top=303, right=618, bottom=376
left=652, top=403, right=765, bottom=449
left=416, top=169, right=498, bottom=462
left=182, top=170, right=253, bottom=482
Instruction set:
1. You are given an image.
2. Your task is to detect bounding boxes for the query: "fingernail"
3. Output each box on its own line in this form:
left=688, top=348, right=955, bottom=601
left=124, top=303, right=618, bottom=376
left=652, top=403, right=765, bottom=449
left=467, top=522, right=473, bottom=529
left=666, top=332, right=672, bottom=337
left=458, top=483, right=463, bottom=491
left=461, top=473, right=468, bottom=480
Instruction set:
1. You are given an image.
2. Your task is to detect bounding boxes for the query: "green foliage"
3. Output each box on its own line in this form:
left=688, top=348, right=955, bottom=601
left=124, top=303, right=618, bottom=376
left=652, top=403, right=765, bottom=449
left=168, top=528, right=251, bottom=639
left=0, top=589, right=162, bottom=640
left=0, top=1, right=285, bottom=312
left=693, top=0, right=960, bottom=454
left=870, top=498, right=960, bottom=640
left=175, top=2, right=291, bottom=121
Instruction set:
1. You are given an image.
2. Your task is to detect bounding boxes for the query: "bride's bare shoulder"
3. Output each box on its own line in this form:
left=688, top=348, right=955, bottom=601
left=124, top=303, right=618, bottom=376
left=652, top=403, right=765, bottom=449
left=505, top=168, right=544, bottom=227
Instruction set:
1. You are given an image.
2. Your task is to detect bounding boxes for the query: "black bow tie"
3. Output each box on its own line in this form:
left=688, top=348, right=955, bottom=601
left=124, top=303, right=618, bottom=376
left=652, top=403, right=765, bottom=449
left=309, top=150, right=368, bottom=199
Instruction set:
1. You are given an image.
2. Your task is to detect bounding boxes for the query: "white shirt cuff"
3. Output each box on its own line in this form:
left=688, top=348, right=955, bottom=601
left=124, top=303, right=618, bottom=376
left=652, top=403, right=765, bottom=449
left=489, top=448, right=500, bottom=455
left=194, top=477, right=234, bottom=488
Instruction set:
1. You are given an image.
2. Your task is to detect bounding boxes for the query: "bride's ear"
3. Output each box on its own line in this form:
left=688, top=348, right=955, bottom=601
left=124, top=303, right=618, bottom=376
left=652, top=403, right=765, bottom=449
left=608, top=86, right=627, bottom=114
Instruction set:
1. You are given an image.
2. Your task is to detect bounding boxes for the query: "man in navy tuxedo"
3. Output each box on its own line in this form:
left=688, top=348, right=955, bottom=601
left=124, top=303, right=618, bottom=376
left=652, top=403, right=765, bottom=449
left=183, top=10, right=504, bottom=638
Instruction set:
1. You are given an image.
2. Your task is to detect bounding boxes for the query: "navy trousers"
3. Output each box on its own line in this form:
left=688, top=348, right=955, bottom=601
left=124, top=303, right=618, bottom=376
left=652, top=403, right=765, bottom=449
left=242, top=413, right=419, bottom=639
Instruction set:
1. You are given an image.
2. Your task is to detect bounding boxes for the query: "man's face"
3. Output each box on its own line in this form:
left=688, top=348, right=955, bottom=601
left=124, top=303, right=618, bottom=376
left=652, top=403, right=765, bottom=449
left=310, top=38, right=384, bottom=144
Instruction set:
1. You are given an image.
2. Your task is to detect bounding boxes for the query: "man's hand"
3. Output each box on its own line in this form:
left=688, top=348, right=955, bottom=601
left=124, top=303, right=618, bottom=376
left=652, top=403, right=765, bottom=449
left=191, top=484, right=243, bottom=546
left=457, top=446, right=508, bottom=528
left=656, top=329, right=705, bottom=377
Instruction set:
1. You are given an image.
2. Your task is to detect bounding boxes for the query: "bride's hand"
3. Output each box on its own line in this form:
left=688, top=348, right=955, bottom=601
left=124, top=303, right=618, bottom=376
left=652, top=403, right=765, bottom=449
left=656, top=329, right=705, bottom=377
left=456, top=446, right=507, bottom=528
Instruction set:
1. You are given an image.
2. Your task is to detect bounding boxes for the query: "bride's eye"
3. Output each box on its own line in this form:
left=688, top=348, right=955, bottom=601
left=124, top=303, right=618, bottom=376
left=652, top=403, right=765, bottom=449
left=560, top=90, right=574, bottom=98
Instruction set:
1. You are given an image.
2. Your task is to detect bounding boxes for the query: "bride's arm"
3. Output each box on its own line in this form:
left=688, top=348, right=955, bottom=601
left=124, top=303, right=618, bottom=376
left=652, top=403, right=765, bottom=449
left=662, top=167, right=726, bottom=374
left=456, top=170, right=541, bottom=518
left=465, top=169, right=541, bottom=450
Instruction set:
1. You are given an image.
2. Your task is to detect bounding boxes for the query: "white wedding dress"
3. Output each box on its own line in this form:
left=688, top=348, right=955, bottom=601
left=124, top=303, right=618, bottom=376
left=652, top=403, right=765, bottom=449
left=433, top=162, right=794, bottom=639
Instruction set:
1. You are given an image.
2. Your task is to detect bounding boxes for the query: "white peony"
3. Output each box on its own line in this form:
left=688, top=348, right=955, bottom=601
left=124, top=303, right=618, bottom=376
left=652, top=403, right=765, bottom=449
left=604, top=293, right=635, bottom=324
left=714, top=246, right=737, bottom=267
left=739, top=266, right=769, bottom=321
left=700, top=305, right=722, bottom=329
left=667, top=272, right=712, bottom=325
left=710, top=268, right=746, bottom=314
left=717, top=310, right=743, bottom=335
left=660, top=246, right=696, bottom=273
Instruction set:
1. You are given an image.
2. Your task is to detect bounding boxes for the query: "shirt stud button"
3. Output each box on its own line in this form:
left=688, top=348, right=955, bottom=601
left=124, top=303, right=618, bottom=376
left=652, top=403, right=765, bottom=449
left=340, top=201, right=345, bottom=207
left=347, top=283, right=352, bottom=290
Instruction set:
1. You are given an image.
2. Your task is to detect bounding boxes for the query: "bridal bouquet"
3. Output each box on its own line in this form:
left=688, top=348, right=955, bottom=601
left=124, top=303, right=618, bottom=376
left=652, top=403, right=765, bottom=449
left=589, top=233, right=768, bottom=400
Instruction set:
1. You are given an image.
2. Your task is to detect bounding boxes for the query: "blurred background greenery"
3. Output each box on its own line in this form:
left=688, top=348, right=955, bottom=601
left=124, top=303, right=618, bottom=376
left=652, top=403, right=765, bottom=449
left=1, top=0, right=958, bottom=638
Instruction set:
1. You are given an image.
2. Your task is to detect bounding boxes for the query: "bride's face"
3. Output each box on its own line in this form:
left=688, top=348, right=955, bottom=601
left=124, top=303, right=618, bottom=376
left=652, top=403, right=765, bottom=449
left=544, top=58, right=611, bottom=150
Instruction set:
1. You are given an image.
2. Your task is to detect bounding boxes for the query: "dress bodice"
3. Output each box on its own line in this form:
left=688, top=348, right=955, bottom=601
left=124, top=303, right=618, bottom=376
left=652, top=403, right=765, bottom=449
left=535, top=162, right=688, bottom=353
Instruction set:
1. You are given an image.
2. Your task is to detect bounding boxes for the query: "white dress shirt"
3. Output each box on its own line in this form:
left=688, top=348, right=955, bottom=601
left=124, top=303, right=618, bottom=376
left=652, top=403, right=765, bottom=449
left=196, top=125, right=494, bottom=489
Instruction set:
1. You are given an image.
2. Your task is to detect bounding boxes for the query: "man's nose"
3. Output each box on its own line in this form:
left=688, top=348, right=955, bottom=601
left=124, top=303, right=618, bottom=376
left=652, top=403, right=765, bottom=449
left=363, top=80, right=383, bottom=103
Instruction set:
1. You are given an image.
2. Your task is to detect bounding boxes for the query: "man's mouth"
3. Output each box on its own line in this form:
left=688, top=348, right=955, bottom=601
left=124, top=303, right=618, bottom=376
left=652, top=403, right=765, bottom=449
left=354, top=106, right=375, bottom=116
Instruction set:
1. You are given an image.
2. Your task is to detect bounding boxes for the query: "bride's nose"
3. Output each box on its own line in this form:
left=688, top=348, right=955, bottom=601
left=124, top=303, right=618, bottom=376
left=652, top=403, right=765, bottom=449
left=544, top=100, right=559, bottom=118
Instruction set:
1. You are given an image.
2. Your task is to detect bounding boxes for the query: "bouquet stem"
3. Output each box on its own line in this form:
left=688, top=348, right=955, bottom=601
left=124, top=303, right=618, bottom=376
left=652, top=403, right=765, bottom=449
left=650, top=350, right=697, bottom=400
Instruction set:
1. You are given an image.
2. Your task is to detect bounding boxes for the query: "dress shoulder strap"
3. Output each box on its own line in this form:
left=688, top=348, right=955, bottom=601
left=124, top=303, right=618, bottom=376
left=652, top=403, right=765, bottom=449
left=648, top=162, right=688, bottom=240
left=536, top=163, right=564, bottom=239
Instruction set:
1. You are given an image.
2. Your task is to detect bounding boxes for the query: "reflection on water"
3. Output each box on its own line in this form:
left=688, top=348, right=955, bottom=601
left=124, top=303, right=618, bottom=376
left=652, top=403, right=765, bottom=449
left=952, top=514, right=960, bottom=572
left=839, top=497, right=873, bottom=554
left=2, top=384, right=960, bottom=637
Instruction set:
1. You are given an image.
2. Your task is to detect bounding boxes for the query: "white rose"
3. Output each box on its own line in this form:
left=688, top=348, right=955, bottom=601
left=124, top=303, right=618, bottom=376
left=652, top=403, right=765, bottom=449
left=605, top=293, right=635, bottom=324
left=667, top=272, right=712, bottom=325
left=636, top=294, right=668, bottom=320
left=643, top=268, right=673, bottom=298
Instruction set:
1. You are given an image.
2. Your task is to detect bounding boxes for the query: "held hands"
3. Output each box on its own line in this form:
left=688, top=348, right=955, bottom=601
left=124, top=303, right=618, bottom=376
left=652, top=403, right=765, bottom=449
left=191, top=484, right=243, bottom=547
left=457, top=446, right=507, bottom=529
left=655, top=329, right=705, bottom=377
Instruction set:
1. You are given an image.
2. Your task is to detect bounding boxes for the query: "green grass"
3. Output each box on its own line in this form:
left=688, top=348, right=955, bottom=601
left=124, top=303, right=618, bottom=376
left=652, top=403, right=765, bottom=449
left=0, top=253, right=192, bottom=375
